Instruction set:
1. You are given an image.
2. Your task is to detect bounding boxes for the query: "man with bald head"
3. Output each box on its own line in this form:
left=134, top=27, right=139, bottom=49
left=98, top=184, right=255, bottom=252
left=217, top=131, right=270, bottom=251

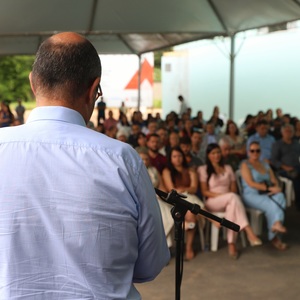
left=0, top=32, right=169, bottom=299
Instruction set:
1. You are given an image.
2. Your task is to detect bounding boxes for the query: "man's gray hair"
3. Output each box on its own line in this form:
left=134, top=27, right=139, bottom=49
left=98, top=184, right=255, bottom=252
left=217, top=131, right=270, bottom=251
left=281, top=123, right=294, bottom=133
left=218, top=137, right=231, bottom=147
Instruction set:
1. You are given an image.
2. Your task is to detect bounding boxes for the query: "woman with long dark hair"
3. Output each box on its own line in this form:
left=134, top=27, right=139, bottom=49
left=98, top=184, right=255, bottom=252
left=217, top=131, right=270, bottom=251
left=225, top=120, right=246, bottom=159
left=162, top=146, right=204, bottom=260
left=198, top=143, right=261, bottom=259
left=0, top=101, right=15, bottom=127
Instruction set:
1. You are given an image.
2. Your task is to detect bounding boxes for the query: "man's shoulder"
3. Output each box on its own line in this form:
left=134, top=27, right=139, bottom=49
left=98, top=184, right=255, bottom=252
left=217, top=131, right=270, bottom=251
left=83, top=129, right=138, bottom=156
left=275, top=139, right=284, bottom=145
left=1, top=123, right=138, bottom=162
left=150, top=152, right=167, bottom=162
left=157, top=153, right=167, bottom=160
left=267, top=134, right=275, bottom=141
left=247, top=133, right=256, bottom=140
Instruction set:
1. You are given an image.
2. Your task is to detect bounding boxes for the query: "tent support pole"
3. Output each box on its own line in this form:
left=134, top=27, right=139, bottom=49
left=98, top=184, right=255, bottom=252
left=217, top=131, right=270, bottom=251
left=229, top=34, right=236, bottom=120
left=137, top=54, right=142, bottom=110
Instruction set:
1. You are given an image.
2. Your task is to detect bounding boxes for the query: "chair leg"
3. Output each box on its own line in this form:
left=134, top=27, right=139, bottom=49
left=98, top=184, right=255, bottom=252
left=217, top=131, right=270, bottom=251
left=210, top=224, right=220, bottom=252
left=198, top=222, right=205, bottom=252
left=250, top=211, right=263, bottom=236
left=240, top=231, right=247, bottom=248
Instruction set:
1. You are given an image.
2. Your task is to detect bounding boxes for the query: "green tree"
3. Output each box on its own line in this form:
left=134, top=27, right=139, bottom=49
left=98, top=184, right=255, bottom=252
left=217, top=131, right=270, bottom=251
left=0, top=55, right=35, bottom=103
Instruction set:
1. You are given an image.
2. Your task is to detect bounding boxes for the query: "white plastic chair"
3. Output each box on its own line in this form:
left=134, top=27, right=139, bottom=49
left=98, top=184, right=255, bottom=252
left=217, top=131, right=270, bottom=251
left=208, top=212, right=247, bottom=252
left=278, top=176, right=294, bottom=207
left=197, top=220, right=206, bottom=252
left=209, top=212, right=227, bottom=252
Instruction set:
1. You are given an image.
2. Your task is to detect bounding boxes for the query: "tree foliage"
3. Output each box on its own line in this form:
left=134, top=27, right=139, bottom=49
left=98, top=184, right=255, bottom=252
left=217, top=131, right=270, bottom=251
left=154, top=48, right=173, bottom=68
left=0, top=55, right=35, bottom=103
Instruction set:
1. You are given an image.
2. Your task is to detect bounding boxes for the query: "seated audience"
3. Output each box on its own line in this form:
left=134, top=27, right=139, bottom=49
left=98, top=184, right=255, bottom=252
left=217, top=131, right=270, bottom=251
left=116, top=128, right=129, bottom=143
left=218, top=137, right=241, bottom=171
left=190, top=129, right=203, bottom=159
left=157, top=127, right=169, bottom=156
left=240, top=141, right=287, bottom=250
left=127, top=123, right=141, bottom=148
left=136, top=147, right=174, bottom=248
left=168, top=130, right=180, bottom=151
left=179, top=136, right=203, bottom=171
left=240, top=114, right=256, bottom=138
left=142, top=119, right=158, bottom=136
left=105, top=125, right=118, bottom=139
left=293, top=120, right=300, bottom=143
left=103, top=110, right=118, bottom=132
left=207, top=106, right=224, bottom=134
left=270, top=124, right=300, bottom=211
left=270, top=118, right=283, bottom=140
left=198, top=143, right=262, bottom=259
left=162, top=146, right=204, bottom=260
left=179, top=118, right=194, bottom=138
left=147, top=133, right=167, bottom=174
left=200, top=122, right=223, bottom=162
left=117, top=113, right=131, bottom=137
left=135, top=132, right=147, bottom=148
left=131, top=110, right=144, bottom=126
left=192, top=110, right=206, bottom=129
left=274, top=108, right=283, bottom=124
left=225, top=120, right=246, bottom=159
left=246, top=119, right=275, bottom=163
left=0, top=101, right=15, bottom=127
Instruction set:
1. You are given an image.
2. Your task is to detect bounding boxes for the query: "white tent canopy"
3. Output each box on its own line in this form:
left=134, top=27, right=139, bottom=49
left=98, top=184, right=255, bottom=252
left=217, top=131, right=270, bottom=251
left=1, top=0, right=300, bottom=55
left=1, top=0, right=300, bottom=118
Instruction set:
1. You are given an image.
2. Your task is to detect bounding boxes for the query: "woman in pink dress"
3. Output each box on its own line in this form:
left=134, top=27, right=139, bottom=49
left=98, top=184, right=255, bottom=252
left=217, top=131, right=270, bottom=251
left=198, top=143, right=261, bottom=259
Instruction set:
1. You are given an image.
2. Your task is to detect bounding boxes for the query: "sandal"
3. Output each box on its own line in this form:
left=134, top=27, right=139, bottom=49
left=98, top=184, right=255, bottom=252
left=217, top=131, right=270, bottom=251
left=271, top=222, right=287, bottom=234
left=271, top=237, right=288, bottom=251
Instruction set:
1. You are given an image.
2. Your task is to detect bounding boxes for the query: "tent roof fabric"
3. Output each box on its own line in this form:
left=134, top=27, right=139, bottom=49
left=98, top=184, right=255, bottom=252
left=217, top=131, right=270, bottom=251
left=1, top=0, right=300, bottom=55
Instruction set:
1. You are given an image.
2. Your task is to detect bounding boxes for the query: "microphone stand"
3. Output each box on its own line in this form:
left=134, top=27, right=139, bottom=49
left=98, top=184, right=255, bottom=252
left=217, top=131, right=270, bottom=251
left=155, top=188, right=240, bottom=300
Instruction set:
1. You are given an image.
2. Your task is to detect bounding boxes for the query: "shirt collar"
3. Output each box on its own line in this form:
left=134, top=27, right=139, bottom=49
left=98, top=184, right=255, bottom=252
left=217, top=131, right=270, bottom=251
left=26, top=106, right=86, bottom=127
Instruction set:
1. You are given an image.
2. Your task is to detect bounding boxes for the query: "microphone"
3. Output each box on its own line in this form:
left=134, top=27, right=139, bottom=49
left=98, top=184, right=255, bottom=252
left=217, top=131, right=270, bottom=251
left=155, top=188, right=202, bottom=214
left=155, top=188, right=240, bottom=232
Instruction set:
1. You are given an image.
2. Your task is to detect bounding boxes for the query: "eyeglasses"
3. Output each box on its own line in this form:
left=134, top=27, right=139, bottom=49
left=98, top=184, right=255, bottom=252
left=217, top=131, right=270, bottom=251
left=249, top=149, right=261, bottom=153
left=96, top=84, right=103, bottom=99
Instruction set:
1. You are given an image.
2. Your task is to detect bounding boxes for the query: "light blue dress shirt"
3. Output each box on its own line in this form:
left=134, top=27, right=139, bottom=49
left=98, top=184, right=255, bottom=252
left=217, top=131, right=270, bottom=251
left=0, top=106, right=170, bottom=299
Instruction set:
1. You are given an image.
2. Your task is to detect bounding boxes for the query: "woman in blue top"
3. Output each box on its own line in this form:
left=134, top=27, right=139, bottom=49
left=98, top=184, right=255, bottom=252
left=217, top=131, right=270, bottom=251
left=240, top=141, right=287, bottom=250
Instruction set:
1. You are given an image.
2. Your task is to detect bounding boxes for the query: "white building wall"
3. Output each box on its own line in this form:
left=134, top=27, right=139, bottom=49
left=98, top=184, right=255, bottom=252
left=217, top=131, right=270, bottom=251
left=162, top=28, right=300, bottom=124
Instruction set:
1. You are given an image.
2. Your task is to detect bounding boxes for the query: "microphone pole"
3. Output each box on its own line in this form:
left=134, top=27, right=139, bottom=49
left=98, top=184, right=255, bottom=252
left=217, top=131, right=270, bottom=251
left=155, top=188, right=240, bottom=300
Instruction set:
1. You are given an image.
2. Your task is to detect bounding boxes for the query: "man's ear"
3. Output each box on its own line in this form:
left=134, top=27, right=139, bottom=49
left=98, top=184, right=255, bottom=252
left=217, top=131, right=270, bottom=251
left=88, top=77, right=100, bottom=104
left=29, top=72, right=36, bottom=96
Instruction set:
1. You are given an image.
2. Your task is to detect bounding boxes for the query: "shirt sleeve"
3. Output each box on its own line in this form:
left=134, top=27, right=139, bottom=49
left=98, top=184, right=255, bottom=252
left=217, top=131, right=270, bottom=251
left=132, top=160, right=170, bottom=283
left=198, top=165, right=207, bottom=183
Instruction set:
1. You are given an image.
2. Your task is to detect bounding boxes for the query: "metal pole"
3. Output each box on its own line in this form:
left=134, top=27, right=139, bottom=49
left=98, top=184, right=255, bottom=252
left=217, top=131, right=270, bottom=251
left=137, top=54, right=142, bottom=110
left=229, top=34, right=235, bottom=120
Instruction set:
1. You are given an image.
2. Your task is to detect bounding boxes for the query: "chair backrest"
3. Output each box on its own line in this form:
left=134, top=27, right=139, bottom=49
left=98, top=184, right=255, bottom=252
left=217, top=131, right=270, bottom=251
left=235, top=169, right=243, bottom=196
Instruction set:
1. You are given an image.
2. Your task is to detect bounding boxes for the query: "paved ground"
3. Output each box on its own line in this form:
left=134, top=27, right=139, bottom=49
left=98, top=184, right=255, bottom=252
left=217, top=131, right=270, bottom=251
left=135, top=203, right=300, bottom=300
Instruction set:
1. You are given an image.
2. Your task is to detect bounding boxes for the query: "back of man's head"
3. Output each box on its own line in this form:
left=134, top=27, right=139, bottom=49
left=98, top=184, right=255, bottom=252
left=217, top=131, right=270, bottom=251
left=31, top=32, right=101, bottom=101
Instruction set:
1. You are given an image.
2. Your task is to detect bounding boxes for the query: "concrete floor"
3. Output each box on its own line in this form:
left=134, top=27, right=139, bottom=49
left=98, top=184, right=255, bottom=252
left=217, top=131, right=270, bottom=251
left=135, top=203, right=300, bottom=300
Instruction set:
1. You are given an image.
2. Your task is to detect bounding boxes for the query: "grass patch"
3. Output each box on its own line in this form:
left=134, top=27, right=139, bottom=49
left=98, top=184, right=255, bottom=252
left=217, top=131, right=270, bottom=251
left=153, top=99, right=162, bottom=108
left=154, top=67, right=161, bottom=82
left=10, top=100, right=36, bottom=111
